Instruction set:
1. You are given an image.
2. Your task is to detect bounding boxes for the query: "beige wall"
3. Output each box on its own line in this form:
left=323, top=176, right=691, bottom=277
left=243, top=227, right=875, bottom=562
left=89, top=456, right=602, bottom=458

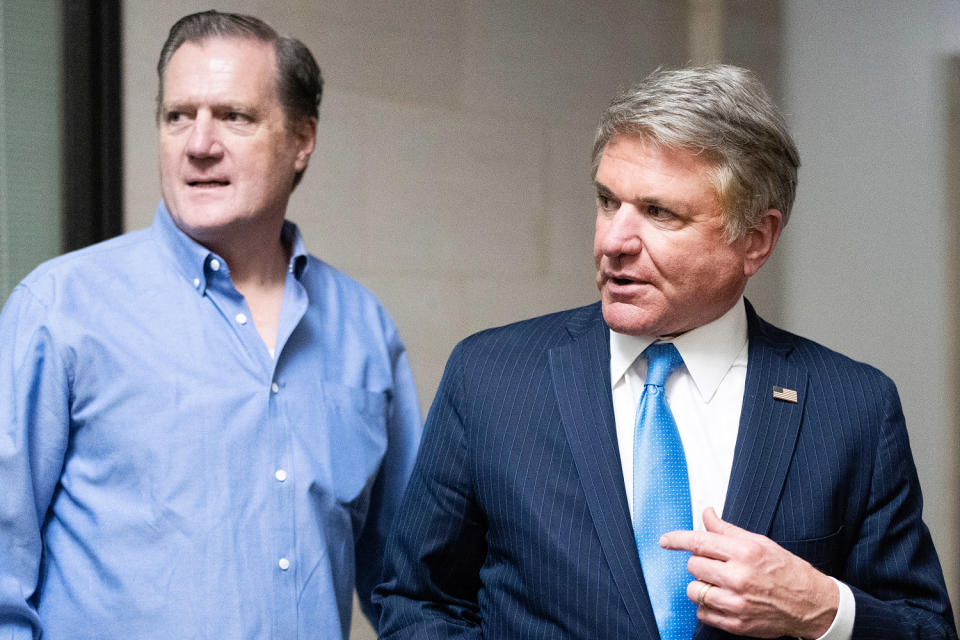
left=781, top=0, right=960, bottom=616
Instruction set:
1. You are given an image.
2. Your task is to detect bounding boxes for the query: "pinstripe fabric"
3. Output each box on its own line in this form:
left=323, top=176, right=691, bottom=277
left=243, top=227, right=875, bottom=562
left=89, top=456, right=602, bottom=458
left=376, top=301, right=956, bottom=640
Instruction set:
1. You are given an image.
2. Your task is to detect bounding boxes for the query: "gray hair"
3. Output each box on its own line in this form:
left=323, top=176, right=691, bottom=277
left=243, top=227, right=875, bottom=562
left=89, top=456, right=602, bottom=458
left=156, top=10, right=323, bottom=187
left=592, top=65, right=800, bottom=240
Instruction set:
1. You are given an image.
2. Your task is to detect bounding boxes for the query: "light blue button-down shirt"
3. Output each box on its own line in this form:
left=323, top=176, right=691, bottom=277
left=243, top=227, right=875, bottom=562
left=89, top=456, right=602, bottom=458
left=0, top=205, right=422, bottom=639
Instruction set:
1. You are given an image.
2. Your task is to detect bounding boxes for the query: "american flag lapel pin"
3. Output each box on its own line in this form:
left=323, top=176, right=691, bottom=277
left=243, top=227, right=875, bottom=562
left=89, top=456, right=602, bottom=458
left=772, top=385, right=798, bottom=403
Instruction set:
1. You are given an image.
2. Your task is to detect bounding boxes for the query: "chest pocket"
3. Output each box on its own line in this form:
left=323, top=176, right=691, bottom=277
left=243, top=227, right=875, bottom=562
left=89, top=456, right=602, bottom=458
left=320, top=382, right=389, bottom=506
left=778, top=526, right=845, bottom=576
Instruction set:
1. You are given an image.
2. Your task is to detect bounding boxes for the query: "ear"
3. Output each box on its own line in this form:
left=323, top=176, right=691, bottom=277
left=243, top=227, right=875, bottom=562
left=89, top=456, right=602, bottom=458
left=743, top=208, right=783, bottom=277
left=293, top=116, right=317, bottom=173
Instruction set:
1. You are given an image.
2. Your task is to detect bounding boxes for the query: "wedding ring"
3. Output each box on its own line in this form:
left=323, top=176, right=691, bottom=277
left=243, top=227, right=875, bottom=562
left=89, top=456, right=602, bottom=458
left=697, top=583, right=713, bottom=607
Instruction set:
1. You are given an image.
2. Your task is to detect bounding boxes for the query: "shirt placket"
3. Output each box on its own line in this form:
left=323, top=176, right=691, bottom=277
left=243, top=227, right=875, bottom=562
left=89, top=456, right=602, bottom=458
left=201, top=254, right=304, bottom=637
left=268, top=269, right=308, bottom=638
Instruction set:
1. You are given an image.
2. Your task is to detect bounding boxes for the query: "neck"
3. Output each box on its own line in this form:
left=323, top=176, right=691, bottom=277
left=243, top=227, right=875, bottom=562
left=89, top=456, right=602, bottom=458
left=198, top=214, right=290, bottom=290
left=221, top=232, right=290, bottom=293
left=204, top=218, right=291, bottom=353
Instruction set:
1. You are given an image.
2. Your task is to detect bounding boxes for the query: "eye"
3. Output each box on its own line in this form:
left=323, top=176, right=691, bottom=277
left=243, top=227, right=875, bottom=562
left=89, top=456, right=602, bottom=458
left=225, top=112, right=251, bottom=123
left=596, top=193, right=619, bottom=212
left=645, top=204, right=674, bottom=220
left=163, top=108, right=197, bottom=125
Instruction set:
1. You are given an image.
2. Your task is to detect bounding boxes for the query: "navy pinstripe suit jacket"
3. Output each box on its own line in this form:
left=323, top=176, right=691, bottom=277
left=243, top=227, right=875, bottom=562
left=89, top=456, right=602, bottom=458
left=376, top=301, right=956, bottom=639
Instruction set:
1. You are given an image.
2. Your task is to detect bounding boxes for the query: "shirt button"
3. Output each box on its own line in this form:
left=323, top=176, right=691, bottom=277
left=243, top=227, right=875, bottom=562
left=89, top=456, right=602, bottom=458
left=193, top=278, right=200, bottom=288
left=271, top=382, right=280, bottom=394
left=235, top=313, right=247, bottom=325
left=278, top=557, right=290, bottom=571
left=275, top=469, right=287, bottom=482
left=209, top=258, right=221, bottom=271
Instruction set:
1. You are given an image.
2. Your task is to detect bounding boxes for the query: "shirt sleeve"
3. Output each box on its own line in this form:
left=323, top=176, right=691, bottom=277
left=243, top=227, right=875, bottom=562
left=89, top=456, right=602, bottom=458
left=0, top=284, right=72, bottom=638
left=352, top=317, right=423, bottom=629
left=812, top=578, right=855, bottom=640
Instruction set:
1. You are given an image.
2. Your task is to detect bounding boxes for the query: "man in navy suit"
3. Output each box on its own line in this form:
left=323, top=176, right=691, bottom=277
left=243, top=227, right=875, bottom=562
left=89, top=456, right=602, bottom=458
left=375, top=65, right=956, bottom=639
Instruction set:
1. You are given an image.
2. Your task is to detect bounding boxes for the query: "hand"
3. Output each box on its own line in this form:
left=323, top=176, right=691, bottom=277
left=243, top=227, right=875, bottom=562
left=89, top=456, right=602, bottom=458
left=659, top=507, right=838, bottom=639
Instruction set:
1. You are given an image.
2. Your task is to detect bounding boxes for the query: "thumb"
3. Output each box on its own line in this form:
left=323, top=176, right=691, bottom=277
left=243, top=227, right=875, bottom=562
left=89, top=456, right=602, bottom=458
left=703, top=507, right=737, bottom=534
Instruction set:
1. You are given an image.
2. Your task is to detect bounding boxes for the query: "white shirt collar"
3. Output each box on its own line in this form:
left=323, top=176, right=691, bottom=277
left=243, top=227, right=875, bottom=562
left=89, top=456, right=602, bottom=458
left=609, top=297, right=748, bottom=402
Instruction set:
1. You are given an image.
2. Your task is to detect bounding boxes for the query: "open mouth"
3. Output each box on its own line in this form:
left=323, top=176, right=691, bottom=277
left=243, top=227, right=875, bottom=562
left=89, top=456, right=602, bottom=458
left=187, top=180, right=230, bottom=187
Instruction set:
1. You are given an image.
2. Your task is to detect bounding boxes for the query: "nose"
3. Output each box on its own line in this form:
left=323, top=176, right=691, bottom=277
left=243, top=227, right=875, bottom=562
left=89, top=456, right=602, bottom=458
left=185, top=113, right=223, bottom=159
left=596, top=205, right=643, bottom=258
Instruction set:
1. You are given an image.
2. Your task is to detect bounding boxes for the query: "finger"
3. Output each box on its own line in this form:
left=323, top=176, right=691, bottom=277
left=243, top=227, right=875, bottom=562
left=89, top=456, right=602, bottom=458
left=660, top=529, right=739, bottom=561
left=659, top=528, right=695, bottom=549
left=659, top=529, right=708, bottom=552
left=696, top=602, right=740, bottom=632
left=688, top=580, right=714, bottom=608
left=703, top=507, right=771, bottom=542
left=686, top=554, right=732, bottom=587
left=686, top=579, right=737, bottom=613
left=702, top=507, right=738, bottom=535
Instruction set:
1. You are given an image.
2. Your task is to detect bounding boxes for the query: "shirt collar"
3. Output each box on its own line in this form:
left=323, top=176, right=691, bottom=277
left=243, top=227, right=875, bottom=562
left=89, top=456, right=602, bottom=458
left=281, top=218, right=309, bottom=279
left=151, top=202, right=309, bottom=293
left=609, top=297, right=748, bottom=402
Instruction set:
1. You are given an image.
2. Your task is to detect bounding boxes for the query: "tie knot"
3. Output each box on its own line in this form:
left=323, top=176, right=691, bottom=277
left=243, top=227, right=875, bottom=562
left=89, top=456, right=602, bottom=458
left=642, top=342, right=684, bottom=388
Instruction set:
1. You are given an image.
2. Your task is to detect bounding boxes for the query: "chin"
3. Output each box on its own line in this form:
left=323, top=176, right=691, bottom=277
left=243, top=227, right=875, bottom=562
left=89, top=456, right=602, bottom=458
left=600, top=300, right=665, bottom=337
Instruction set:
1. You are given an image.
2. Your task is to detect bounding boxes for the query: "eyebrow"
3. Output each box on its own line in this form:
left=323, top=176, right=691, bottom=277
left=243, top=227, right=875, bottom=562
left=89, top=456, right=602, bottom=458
left=161, top=100, right=258, bottom=114
left=593, top=179, right=693, bottom=215
left=639, top=195, right=678, bottom=210
left=593, top=181, right=614, bottom=197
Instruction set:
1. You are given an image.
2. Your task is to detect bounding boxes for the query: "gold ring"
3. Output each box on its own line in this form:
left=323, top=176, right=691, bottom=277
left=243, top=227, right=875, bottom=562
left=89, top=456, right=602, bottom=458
left=697, top=583, right=713, bottom=607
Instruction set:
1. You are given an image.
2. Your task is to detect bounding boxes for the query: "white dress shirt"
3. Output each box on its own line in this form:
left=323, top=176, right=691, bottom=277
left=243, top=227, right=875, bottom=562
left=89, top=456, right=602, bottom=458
left=608, top=297, right=854, bottom=640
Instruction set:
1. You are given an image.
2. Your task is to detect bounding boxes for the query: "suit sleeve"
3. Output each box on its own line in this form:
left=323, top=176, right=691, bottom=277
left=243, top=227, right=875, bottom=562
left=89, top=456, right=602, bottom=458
left=0, top=285, right=72, bottom=639
left=844, top=376, right=956, bottom=639
left=352, top=314, right=424, bottom=628
left=375, top=342, right=487, bottom=640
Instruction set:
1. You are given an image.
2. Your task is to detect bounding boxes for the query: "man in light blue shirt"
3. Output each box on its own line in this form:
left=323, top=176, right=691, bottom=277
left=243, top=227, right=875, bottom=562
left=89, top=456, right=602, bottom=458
left=0, top=10, right=421, bottom=639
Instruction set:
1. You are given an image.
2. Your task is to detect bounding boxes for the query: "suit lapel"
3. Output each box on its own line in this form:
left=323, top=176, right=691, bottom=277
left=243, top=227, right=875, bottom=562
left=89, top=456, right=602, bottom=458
left=721, top=304, right=808, bottom=536
left=548, top=304, right=660, bottom=638
left=696, top=304, right=809, bottom=640
left=547, top=302, right=807, bottom=638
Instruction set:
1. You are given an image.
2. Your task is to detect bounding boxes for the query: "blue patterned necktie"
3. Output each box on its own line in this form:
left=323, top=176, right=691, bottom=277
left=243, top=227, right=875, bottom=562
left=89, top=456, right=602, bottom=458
left=633, top=342, right=697, bottom=639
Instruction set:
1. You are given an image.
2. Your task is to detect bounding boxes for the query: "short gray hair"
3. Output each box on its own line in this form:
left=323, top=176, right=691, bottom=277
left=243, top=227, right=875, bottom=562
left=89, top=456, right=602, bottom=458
left=592, top=65, right=800, bottom=240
